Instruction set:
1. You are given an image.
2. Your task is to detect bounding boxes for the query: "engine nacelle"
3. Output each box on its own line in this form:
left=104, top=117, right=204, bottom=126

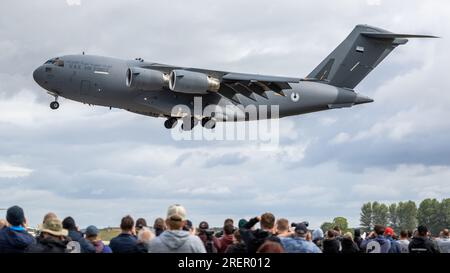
left=126, top=67, right=169, bottom=91
left=168, top=70, right=220, bottom=94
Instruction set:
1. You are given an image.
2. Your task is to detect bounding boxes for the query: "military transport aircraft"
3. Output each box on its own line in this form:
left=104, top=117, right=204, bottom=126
left=33, top=25, right=436, bottom=130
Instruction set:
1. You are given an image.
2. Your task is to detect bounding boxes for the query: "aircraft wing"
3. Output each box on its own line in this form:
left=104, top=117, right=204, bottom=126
left=140, top=63, right=300, bottom=103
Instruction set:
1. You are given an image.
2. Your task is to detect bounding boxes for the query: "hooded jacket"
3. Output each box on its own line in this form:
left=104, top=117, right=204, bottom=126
left=409, top=236, right=439, bottom=253
left=26, top=236, right=69, bottom=253
left=0, top=227, right=35, bottom=253
left=360, top=235, right=391, bottom=253
left=67, top=230, right=95, bottom=253
left=148, top=230, right=206, bottom=253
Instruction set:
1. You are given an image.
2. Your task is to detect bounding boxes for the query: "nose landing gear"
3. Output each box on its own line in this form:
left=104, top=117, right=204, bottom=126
left=49, top=95, right=59, bottom=110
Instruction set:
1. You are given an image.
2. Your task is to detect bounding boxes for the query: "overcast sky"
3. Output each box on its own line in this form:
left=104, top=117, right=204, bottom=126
left=1, top=0, right=449, bottom=229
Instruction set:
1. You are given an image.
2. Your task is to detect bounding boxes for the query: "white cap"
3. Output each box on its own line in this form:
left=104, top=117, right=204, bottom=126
left=167, top=204, right=187, bottom=221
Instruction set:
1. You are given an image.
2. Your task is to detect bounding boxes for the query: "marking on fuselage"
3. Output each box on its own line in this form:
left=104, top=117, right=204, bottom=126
left=94, top=71, right=109, bottom=75
left=291, top=92, right=300, bottom=102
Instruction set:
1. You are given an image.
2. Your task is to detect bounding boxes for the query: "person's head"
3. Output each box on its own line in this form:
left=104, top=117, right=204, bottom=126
left=62, top=216, right=77, bottom=231
left=400, top=230, right=408, bottom=239
left=40, top=218, right=68, bottom=240
left=224, top=218, right=234, bottom=226
left=153, top=217, right=166, bottom=231
left=407, top=230, right=413, bottom=239
left=165, top=204, right=187, bottom=231
left=238, top=219, right=248, bottom=229
left=333, top=226, right=341, bottom=235
left=256, top=241, right=284, bottom=253
left=343, top=232, right=353, bottom=241
left=312, top=228, right=324, bottom=242
left=223, top=223, right=235, bottom=236
left=85, top=225, right=99, bottom=241
left=6, top=205, right=25, bottom=227
left=120, top=215, right=134, bottom=233
left=276, top=218, right=289, bottom=234
left=138, top=227, right=155, bottom=244
left=374, top=225, right=385, bottom=236
left=354, top=228, right=361, bottom=238
left=183, top=219, right=193, bottom=232
left=417, top=225, right=428, bottom=237
left=384, top=227, right=395, bottom=238
left=327, top=230, right=335, bottom=239
left=42, top=212, right=57, bottom=224
left=198, top=221, right=209, bottom=231
left=0, top=219, right=7, bottom=229
left=135, top=218, right=147, bottom=233
left=294, top=222, right=308, bottom=238
left=260, top=212, right=275, bottom=231
left=442, top=229, right=449, bottom=238
left=233, top=229, right=242, bottom=243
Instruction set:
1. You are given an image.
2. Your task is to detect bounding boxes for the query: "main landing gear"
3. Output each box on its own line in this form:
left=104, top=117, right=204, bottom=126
left=164, top=117, right=178, bottom=129
left=164, top=117, right=216, bottom=130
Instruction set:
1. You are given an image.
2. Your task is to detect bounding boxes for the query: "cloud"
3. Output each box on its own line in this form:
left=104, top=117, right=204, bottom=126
left=66, top=0, right=81, bottom=6
left=0, top=163, right=33, bottom=178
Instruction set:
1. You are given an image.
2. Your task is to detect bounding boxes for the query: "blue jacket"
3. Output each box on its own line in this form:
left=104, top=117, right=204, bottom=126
left=386, top=236, right=401, bottom=253
left=280, top=237, right=322, bottom=253
left=68, top=230, right=96, bottom=253
left=109, top=233, right=142, bottom=253
left=0, top=227, right=36, bottom=253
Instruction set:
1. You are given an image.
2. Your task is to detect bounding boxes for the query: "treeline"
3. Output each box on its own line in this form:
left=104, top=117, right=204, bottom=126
left=360, top=198, right=450, bottom=235
left=319, top=198, right=449, bottom=236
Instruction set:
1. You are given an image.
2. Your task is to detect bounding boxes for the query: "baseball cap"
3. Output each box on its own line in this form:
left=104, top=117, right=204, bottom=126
left=167, top=204, right=187, bottom=221
left=384, top=227, right=394, bottom=237
left=85, top=225, right=99, bottom=237
left=295, top=223, right=308, bottom=235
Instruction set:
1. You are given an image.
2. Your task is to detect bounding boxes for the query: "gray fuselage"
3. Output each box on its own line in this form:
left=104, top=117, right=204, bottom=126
left=32, top=54, right=372, bottom=122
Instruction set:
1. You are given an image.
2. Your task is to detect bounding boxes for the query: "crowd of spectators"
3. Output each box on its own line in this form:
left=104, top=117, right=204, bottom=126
left=1, top=205, right=449, bottom=253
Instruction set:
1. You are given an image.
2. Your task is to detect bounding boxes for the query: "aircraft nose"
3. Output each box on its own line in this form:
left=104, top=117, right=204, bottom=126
left=33, top=66, right=44, bottom=86
left=354, top=93, right=374, bottom=105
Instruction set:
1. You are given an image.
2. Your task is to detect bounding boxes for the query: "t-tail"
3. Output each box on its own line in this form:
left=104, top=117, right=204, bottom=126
left=305, top=24, right=438, bottom=104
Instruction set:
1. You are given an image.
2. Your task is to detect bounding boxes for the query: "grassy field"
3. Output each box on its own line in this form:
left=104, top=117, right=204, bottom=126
left=98, top=227, right=121, bottom=242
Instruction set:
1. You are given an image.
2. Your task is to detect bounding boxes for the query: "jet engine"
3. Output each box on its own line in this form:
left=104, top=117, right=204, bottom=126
left=168, top=70, right=220, bottom=94
left=126, top=67, right=169, bottom=91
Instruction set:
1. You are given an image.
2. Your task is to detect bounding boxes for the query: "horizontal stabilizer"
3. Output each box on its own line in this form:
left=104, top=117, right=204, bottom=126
left=361, top=32, right=439, bottom=39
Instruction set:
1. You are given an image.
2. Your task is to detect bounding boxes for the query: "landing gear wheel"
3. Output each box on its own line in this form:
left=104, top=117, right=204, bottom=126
left=164, top=118, right=178, bottom=129
left=201, top=118, right=216, bottom=129
left=50, top=101, right=59, bottom=110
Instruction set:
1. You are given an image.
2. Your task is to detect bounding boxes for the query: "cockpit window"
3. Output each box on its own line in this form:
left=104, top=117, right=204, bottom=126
left=44, top=57, right=64, bottom=67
